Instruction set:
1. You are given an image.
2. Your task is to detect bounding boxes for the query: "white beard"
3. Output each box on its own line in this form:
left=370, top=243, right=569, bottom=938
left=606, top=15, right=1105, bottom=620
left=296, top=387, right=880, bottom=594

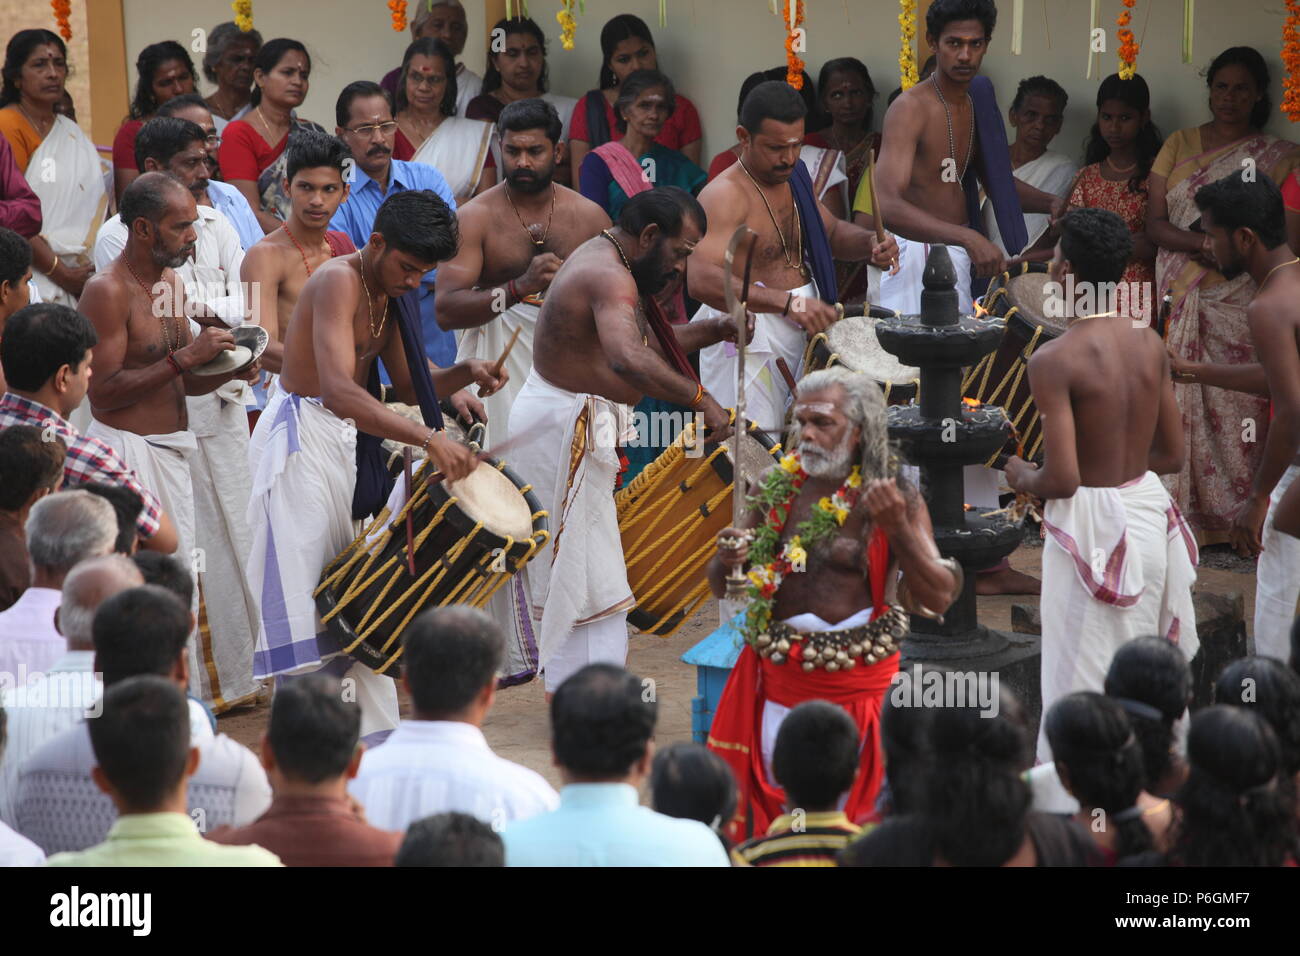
left=799, top=436, right=855, bottom=479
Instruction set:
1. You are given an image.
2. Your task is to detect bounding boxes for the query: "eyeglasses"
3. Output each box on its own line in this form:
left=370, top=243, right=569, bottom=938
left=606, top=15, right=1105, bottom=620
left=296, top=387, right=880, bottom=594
left=346, top=121, right=398, bottom=137
left=204, top=133, right=221, bottom=147
left=408, top=74, right=445, bottom=90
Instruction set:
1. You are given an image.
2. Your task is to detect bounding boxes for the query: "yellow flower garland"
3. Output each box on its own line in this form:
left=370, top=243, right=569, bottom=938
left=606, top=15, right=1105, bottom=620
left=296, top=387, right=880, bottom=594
left=232, top=0, right=253, bottom=33
left=899, top=0, right=919, bottom=91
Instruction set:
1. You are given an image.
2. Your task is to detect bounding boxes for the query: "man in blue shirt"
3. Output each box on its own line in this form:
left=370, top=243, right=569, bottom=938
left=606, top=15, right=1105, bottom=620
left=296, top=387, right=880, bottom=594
left=331, top=81, right=459, bottom=369
left=502, top=664, right=730, bottom=867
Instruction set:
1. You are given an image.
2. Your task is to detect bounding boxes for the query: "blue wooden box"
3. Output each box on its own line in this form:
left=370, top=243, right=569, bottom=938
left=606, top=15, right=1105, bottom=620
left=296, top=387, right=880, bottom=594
left=680, top=612, right=746, bottom=744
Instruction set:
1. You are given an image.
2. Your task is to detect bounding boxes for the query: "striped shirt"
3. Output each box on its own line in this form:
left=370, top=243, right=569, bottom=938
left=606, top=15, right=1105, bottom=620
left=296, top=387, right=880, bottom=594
left=731, top=811, right=863, bottom=867
left=0, top=392, right=162, bottom=539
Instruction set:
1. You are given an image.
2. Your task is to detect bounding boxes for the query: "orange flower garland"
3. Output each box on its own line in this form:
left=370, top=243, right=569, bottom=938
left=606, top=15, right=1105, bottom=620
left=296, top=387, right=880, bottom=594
left=784, top=0, right=805, bottom=89
left=1284, top=0, right=1300, bottom=121
left=389, top=0, right=408, bottom=32
left=1116, top=0, right=1140, bottom=80
left=51, top=0, right=72, bottom=40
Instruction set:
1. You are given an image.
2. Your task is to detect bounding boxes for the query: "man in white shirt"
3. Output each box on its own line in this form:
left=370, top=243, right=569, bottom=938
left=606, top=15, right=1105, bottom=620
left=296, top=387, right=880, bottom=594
left=0, top=553, right=142, bottom=827
left=14, top=585, right=269, bottom=854
left=93, top=117, right=261, bottom=713
left=349, top=607, right=558, bottom=831
left=0, top=490, right=117, bottom=681
left=0, top=705, right=43, bottom=866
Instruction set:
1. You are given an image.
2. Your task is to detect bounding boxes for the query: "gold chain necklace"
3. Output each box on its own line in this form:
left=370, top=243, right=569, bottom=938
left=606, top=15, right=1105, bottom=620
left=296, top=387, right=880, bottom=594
left=358, top=249, right=389, bottom=338
left=16, top=101, right=53, bottom=138
left=932, top=73, right=975, bottom=182
left=1260, top=257, right=1300, bottom=291
left=506, top=185, right=556, bottom=249
left=123, top=259, right=183, bottom=354
left=1104, top=156, right=1138, bottom=175
left=737, top=157, right=804, bottom=274
left=600, top=230, right=649, bottom=347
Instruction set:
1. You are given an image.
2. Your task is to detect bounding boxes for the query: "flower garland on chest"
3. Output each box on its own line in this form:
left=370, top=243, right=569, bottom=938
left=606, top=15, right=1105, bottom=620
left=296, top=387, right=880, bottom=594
left=743, top=451, right=863, bottom=643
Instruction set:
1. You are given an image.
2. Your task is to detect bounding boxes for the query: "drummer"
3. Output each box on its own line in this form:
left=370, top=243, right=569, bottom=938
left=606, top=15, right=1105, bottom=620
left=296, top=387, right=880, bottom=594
left=245, top=190, right=505, bottom=741
left=688, top=80, right=897, bottom=436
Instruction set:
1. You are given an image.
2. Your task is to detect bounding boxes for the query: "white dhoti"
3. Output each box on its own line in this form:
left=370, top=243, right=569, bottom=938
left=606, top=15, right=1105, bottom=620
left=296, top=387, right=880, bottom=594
left=693, top=280, right=817, bottom=436
left=507, top=370, right=636, bottom=692
left=1253, top=463, right=1300, bottom=660
left=1037, top=471, right=1199, bottom=762
left=245, top=391, right=399, bottom=737
left=186, top=383, right=259, bottom=710
left=879, top=238, right=974, bottom=316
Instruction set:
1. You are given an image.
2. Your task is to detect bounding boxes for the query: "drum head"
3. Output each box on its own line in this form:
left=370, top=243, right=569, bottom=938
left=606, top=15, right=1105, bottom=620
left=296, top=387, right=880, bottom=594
left=1005, top=272, right=1067, bottom=335
left=447, top=462, right=534, bottom=541
left=825, top=315, right=919, bottom=384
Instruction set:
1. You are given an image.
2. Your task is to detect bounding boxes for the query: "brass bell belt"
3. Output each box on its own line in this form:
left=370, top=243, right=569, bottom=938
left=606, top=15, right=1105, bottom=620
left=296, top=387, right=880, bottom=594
left=753, top=605, right=909, bottom=672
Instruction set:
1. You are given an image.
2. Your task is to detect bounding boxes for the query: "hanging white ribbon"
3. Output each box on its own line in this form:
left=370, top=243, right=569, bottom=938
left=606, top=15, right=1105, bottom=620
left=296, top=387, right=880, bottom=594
left=1086, top=0, right=1100, bottom=79
left=1183, top=0, right=1194, bottom=63
left=1011, top=0, right=1024, bottom=54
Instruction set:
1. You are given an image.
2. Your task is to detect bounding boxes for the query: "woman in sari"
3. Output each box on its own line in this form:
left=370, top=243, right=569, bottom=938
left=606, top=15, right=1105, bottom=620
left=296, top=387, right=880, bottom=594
left=217, top=38, right=323, bottom=233
left=201, top=21, right=261, bottom=135
left=1146, top=46, right=1300, bottom=544
left=397, top=38, right=495, bottom=203
left=577, top=69, right=706, bottom=483
left=111, top=41, right=198, bottom=203
left=0, top=30, right=105, bottom=304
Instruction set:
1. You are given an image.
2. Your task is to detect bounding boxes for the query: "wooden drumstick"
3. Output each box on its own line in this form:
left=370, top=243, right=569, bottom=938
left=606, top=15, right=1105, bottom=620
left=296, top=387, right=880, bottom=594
left=480, top=326, right=522, bottom=397
left=866, top=149, right=899, bottom=275
left=775, top=357, right=799, bottom=398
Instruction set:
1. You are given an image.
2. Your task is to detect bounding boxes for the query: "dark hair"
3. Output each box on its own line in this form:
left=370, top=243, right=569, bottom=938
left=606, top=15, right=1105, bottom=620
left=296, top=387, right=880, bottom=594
left=1215, top=657, right=1300, bottom=777
left=285, top=129, right=351, bottom=183
left=483, top=17, right=548, bottom=95
left=249, top=38, right=310, bottom=109
left=879, top=672, right=936, bottom=816
left=613, top=69, right=676, bottom=134
left=736, top=67, right=819, bottom=127
left=1168, top=706, right=1299, bottom=867
left=772, top=700, right=860, bottom=810
left=0, top=425, right=65, bottom=511
left=119, top=171, right=188, bottom=233
left=1, top=29, right=66, bottom=109
left=129, top=41, right=198, bottom=119
left=76, top=483, right=142, bottom=554
left=134, top=116, right=206, bottom=172
left=401, top=607, right=503, bottom=717
left=395, top=37, right=458, bottom=117
left=202, top=21, right=263, bottom=85
left=0, top=227, right=32, bottom=288
left=650, top=742, right=737, bottom=835
left=551, top=664, right=656, bottom=778
left=93, top=585, right=191, bottom=687
left=89, top=675, right=191, bottom=810
left=375, top=189, right=459, bottom=264
left=1083, top=74, right=1163, bottom=195
left=740, top=79, right=807, bottom=135
left=497, top=97, right=562, bottom=146
left=817, top=57, right=874, bottom=130
left=617, top=185, right=706, bottom=239
left=1194, top=171, right=1287, bottom=250
left=268, top=674, right=360, bottom=784
left=598, top=14, right=655, bottom=90
left=0, top=302, right=97, bottom=392
left=1059, top=208, right=1133, bottom=285
left=396, top=812, right=504, bottom=867
left=925, top=0, right=997, bottom=40
left=1046, top=693, right=1153, bottom=858
left=155, top=93, right=212, bottom=119
left=131, top=550, right=194, bottom=608
left=1105, top=637, right=1191, bottom=790
left=1205, top=46, right=1271, bottom=130
left=335, top=80, right=392, bottom=129
left=1010, top=75, right=1067, bottom=114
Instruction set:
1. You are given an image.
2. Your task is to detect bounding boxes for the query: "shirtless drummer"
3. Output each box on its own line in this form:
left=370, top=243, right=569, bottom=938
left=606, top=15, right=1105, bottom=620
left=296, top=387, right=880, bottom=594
left=245, top=189, right=504, bottom=740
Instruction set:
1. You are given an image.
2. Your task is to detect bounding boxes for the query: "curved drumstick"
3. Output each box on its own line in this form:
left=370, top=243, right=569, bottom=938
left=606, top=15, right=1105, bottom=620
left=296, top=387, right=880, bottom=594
left=480, top=325, right=523, bottom=397
left=775, top=357, right=799, bottom=398
left=866, top=149, right=899, bottom=275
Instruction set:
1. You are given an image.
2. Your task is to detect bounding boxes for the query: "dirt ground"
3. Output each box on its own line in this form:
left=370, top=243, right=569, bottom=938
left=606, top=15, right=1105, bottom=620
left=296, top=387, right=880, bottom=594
left=216, top=540, right=1258, bottom=792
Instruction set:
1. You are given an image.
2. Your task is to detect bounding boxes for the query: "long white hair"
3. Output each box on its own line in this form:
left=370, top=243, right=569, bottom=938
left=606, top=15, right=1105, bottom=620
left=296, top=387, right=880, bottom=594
left=787, top=367, right=893, bottom=482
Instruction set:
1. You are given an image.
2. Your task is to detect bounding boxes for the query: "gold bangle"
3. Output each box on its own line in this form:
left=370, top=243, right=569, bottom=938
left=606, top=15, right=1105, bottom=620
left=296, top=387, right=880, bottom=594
left=49, top=255, right=60, bottom=273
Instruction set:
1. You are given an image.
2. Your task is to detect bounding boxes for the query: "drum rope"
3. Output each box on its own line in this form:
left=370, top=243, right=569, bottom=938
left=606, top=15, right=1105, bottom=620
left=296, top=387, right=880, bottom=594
left=626, top=486, right=732, bottom=586
left=350, top=496, right=459, bottom=629
left=653, top=580, right=715, bottom=638
left=623, top=454, right=728, bottom=557
left=635, top=534, right=722, bottom=607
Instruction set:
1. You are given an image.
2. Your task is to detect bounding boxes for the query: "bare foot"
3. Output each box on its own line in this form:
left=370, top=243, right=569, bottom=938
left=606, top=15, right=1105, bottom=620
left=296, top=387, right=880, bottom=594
left=975, top=566, right=1041, bottom=595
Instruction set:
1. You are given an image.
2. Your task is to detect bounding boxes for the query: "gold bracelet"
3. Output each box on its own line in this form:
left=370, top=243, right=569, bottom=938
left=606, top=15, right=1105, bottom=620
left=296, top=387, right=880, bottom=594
left=49, top=255, right=60, bottom=274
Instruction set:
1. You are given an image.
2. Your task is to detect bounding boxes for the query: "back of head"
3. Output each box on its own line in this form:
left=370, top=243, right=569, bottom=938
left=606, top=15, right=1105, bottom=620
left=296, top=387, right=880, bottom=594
left=551, top=664, right=656, bottom=779
left=401, top=606, right=503, bottom=718
left=1172, top=705, right=1296, bottom=866
left=1045, top=692, right=1151, bottom=857
left=497, top=97, right=562, bottom=145
left=0, top=227, right=32, bottom=288
left=617, top=185, right=706, bottom=240
left=267, top=673, right=360, bottom=784
left=131, top=550, right=194, bottom=608
left=1214, top=656, right=1300, bottom=777
left=374, top=189, right=459, bottom=265
left=134, top=116, right=205, bottom=172
left=59, top=554, right=145, bottom=647
left=89, top=674, right=191, bottom=812
left=1104, top=636, right=1191, bottom=786
left=76, top=483, right=143, bottom=554
left=395, top=812, right=504, bottom=867
left=740, top=80, right=806, bottom=136
left=925, top=0, right=998, bottom=40
left=119, top=171, right=188, bottom=236
left=155, top=93, right=213, bottom=119
left=880, top=671, right=936, bottom=816
left=285, top=128, right=351, bottom=184
left=26, top=489, right=116, bottom=576
left=1194, top=171, right=1287, bottom=250
left=772, top=700, right=860, bottom=811
left=0, top=425, right=64, bottom=511
left=0, top=302, right=97, bottom=393
left=335, top=79, right=390, bottom=129
left=1059, top=208, right=1132, bottom=286
left=93, top=585, right=191, bottom=687
left=650, top=742, right=737, bottom=830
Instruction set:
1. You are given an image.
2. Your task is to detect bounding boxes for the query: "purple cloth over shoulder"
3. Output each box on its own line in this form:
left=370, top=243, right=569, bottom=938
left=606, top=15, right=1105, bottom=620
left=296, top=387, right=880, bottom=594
left=966, top=75, right=1028, bottom=267
left=789, top=161, right=838, bottom=304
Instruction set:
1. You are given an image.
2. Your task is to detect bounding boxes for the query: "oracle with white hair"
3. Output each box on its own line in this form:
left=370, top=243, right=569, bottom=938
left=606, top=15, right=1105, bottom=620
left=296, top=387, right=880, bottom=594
left=25, top=490, right=118, bottom=578
left=788, top=366, right=894, bottom=484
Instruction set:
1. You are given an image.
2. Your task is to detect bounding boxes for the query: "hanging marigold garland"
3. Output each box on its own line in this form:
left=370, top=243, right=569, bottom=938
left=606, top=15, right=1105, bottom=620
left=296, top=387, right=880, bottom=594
left=388, top=0, right=408, bottom=32
left=1116, top=0, right=1140, bottom=80
left=51, top=0, right=72, bottom=40
left=232, top=0, right=254, bottom=33
left=899, top=0, right=919, bottom=91
left=1284, top=0, right=1300, bottom=121
left=784, top=0, right=805, bottom=89
left=557, top=0, right=578, bottom=51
